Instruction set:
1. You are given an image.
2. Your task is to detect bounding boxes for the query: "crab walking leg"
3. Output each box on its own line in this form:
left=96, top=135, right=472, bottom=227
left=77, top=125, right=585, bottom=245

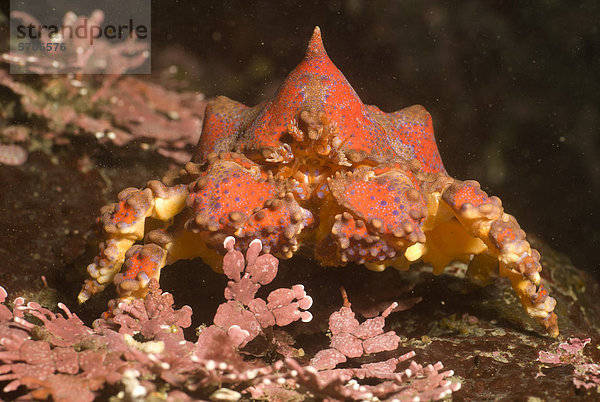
left=108, top=220, right=222, bottom=304
left=78, top=181, right=188, bottom=303
left=439, top=179, right=558, bottom=337
left=112, top=243, right=168, bottom=301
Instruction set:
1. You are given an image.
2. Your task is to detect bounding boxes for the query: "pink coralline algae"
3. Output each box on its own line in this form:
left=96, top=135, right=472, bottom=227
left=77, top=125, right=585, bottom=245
left=7, top=10, right=149, bottom=75
left=0, top=144, right=28, bottom=166
left=0, top=241, right=461, bottom=401
left=214, top=236, right=313, bottom=347
left=0, top=287, right=100, bottom=400
left=538, top=337, right=600, bottom=391
left=280, top=355, right=459, bottom=402
left=296, top=288, right=461, bottom=401
left=0, top=9, right=204, bottom=164
left=311, top=288, right=402, bottom=370
left=0, top=69, right=206, bottom=164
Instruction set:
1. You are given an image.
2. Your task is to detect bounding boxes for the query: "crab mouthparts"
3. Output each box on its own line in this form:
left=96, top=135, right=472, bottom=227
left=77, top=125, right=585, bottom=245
left=272, top=107, right=356, bottom=199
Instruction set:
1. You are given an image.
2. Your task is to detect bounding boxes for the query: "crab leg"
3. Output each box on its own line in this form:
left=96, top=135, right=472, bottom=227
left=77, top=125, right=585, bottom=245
left=78, top=181, right=188, bottom=303
left=110, top=213, right=232, bottom=302
left=111, top=152, right=316, bottom=303
left=438, top=179, right=558, bottom=337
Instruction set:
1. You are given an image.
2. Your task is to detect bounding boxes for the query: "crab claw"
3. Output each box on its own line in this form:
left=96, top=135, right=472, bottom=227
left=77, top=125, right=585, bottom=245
left=186, top=152, right=314, bottom=258
left=318, top=164, right=428, bottom=267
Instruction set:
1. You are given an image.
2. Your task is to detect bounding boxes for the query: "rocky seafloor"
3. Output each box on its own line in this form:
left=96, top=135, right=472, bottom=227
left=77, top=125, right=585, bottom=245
left=1, top=130, right=599, bottom=400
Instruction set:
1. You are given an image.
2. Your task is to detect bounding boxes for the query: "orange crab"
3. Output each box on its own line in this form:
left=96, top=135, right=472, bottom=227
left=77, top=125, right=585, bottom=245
left=79, top=27, right=558, bottom=337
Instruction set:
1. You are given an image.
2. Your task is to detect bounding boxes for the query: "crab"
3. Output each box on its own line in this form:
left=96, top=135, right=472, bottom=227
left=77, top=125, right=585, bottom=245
left=79, top=27, right=558, bottom=337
